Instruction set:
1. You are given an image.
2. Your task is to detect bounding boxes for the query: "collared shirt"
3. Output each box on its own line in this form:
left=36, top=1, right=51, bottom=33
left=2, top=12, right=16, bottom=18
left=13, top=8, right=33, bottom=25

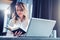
left=6, top=18, right=30, bottom=37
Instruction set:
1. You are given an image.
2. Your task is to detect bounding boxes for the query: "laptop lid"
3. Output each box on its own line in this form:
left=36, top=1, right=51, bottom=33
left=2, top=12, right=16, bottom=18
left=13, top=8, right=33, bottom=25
left=26, top=18, right=56, bottom=37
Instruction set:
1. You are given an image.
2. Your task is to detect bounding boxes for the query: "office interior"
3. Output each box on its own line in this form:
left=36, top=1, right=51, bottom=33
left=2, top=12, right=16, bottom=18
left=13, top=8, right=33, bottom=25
left=0, top=0, right=60, bottom=38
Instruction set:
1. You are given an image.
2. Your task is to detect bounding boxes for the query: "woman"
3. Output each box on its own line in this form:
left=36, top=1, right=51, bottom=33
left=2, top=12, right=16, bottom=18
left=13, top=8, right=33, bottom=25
left=6, top=2, right=30, bottom=37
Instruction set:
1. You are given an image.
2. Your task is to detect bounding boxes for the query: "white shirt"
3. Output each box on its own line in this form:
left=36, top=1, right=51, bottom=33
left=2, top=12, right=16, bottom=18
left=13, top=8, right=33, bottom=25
left=6, top=18, right=30, bottom=37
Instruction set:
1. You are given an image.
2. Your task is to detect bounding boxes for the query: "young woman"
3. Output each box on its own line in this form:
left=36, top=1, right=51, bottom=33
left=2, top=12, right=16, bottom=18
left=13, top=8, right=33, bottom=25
left=6, top=2, right=30, bottom=37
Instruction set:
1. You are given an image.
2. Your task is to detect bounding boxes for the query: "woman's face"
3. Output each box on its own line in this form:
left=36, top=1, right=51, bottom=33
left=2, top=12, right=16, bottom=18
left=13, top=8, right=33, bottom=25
left=16, top=5, right=24, bottom=18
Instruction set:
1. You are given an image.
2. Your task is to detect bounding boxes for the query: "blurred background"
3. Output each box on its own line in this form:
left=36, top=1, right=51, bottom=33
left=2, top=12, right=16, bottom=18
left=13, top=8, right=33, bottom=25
left=0, top=0, right=60, bottom=37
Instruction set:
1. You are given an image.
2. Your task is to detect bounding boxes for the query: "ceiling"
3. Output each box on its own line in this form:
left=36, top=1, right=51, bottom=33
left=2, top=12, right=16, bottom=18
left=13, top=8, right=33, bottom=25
left=0, top=0, right=12, bottom=4
left=0, top=0, right=13, bottom=10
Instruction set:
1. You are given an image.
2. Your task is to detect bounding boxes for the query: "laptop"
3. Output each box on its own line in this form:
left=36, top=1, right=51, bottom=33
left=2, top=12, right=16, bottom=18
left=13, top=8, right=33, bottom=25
left=26, top=18, right=56, bottom=37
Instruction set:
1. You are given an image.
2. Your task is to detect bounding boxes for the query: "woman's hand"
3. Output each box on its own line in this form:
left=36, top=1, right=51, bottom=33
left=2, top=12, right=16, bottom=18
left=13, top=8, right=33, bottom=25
left=13, top=31, right=22, bottom=37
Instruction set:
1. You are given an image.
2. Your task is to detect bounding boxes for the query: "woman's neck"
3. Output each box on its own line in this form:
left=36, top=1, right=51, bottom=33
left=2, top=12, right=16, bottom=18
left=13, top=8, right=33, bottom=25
left=19, top=17, right=24, bottom=22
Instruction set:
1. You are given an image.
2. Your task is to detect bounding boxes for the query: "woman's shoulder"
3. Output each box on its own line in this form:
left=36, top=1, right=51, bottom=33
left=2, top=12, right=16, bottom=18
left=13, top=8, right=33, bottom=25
left=9, top=18, right=15, bottom=23
left=24, top=18, right=30, bottom=22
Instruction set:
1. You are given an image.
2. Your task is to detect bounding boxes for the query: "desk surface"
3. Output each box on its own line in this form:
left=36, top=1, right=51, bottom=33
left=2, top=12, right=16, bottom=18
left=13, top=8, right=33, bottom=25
left=0, top=36, right=60, bottom=40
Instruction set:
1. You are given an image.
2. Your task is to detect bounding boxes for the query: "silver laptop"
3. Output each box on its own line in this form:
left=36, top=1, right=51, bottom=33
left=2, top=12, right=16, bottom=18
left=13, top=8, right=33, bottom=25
left=26, top=18, right=56, bottom=37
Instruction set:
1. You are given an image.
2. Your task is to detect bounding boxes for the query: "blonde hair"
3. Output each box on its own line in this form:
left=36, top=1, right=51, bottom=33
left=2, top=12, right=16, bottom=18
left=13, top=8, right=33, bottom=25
left=12, top=2, right=29, bottom=24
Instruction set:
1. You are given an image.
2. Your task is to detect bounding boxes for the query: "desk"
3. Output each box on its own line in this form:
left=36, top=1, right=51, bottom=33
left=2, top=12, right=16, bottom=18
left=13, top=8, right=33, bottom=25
left=0, top=36, right=60, bottom=40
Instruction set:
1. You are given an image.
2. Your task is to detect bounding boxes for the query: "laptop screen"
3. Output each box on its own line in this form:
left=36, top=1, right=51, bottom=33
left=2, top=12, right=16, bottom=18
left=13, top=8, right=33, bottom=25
left=26, top=18, right=56, bottom=37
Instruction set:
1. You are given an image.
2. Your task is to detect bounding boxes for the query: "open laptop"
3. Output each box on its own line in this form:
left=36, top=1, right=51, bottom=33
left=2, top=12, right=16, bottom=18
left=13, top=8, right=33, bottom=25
left=26, top=18, right=56, bottom=37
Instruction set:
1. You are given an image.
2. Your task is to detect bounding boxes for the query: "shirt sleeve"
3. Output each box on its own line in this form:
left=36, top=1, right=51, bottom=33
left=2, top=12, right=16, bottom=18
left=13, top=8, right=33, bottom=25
left=25, top=19, right=30, bottom=32
left=8, top=19, right=14, bottom=27
left=21, top=19, right=30, bottom=32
